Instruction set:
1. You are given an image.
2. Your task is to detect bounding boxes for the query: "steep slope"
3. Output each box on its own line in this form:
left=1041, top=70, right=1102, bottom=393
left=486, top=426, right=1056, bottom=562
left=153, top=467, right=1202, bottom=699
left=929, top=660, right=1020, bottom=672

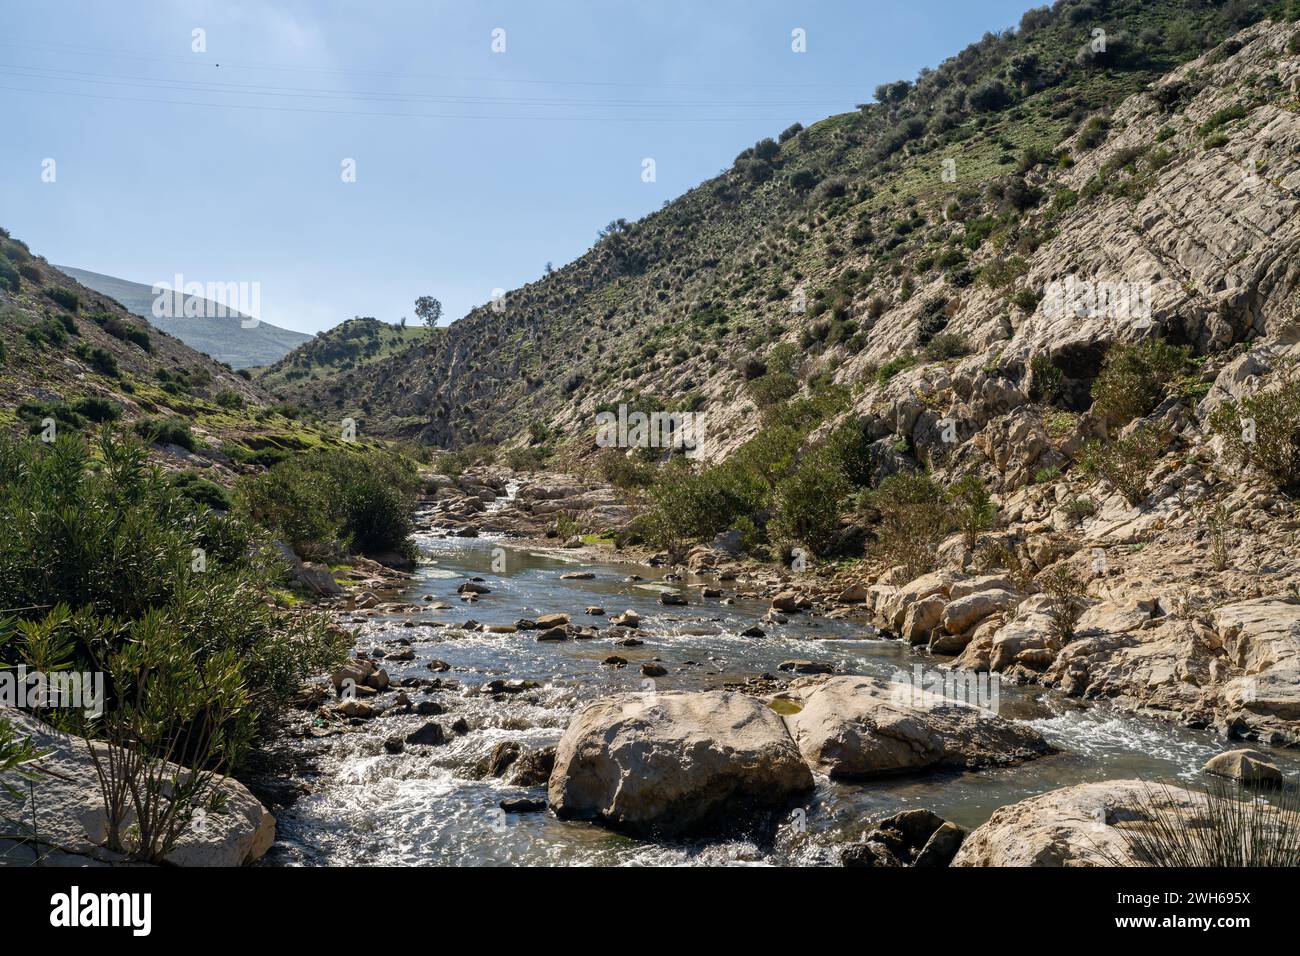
left=1, top=233, right=367, bottom=483
left=277, top=0, right=1294, bottom=457
left=58, top=265, right=311, bottom=369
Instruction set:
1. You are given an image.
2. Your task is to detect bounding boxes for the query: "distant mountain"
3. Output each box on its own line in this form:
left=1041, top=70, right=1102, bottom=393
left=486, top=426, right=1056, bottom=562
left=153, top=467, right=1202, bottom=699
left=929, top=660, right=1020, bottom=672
left=57, top=266, right=311, bottom=368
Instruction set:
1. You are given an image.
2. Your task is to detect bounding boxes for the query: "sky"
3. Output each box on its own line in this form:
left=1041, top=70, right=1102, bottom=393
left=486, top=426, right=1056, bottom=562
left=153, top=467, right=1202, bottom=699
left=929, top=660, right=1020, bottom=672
left=1, top=0, right=1035, bottom=334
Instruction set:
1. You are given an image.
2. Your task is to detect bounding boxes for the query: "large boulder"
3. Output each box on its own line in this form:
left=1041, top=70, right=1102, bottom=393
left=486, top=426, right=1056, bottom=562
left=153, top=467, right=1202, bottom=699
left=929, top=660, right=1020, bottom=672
left=783, top=676, right=1052, bottom=780
left=953, top=779, right=1206, bottom=867
left=1203, top=749, right=1283, bottom=786
left=547, top=691, right=813, bottom=837
left=0, top=708, right=274, bottom=866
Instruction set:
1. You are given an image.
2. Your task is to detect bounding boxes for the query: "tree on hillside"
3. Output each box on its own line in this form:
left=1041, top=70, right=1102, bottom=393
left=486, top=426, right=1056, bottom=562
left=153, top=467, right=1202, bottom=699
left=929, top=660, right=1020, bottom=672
left=414, top=296, right=442, bottom=330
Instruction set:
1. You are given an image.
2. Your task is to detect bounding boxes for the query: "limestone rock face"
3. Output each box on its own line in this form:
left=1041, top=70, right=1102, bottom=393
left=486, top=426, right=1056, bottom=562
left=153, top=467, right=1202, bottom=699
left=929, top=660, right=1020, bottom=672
left=547, top=691, right=813, bottom=837
left=953, top=779, right=1206, bottom=867
left=0, top=708, right=274, bottom=867
left=783, top=676, right=1052, bottom=780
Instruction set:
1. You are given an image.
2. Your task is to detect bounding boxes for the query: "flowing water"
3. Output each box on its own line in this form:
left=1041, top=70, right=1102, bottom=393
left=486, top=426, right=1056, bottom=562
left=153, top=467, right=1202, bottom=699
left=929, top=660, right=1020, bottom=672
left=265, top=527, right=1300, bottom=867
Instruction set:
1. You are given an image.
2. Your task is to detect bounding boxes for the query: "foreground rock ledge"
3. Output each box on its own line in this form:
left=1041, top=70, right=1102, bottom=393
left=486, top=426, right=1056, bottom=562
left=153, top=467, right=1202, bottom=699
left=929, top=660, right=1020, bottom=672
left=547, top=691, right=814, bottom=837
left=952, top=779, right=1207, bottom=867
left=785, top=675, right=1054, bottom=779
left=0, top=708, right=275, bottom=867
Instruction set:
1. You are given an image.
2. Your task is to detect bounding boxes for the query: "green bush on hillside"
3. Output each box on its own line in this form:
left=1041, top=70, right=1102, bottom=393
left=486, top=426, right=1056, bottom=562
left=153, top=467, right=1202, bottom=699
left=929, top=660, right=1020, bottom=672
left=1210, top=378, right=1300, bottom=493
left=1090, top=339, right=1192, bottom=427
left=237, top=446, right=420, bottom=561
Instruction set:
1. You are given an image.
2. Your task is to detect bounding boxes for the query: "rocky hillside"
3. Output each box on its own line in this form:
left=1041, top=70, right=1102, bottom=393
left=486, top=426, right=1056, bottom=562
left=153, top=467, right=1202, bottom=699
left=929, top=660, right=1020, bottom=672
left=276, top=0, right=1297, bottom=459
left=57, top=265, right=312, bottom=369
left=0, top=231, right=377, bottom=484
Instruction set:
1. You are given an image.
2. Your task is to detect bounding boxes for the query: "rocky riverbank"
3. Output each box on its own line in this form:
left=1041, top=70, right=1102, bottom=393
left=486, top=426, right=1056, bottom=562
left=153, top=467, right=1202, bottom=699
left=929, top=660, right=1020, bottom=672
left=207, top=468, right=1282, bottom=866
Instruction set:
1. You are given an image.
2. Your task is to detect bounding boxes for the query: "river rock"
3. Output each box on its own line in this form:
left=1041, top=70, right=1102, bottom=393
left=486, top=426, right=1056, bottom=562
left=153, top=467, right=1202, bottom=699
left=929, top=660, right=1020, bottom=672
left=841, top=809, right=965, bottom=868
left=611, top=610, right=641, bottom=627
left=536, top=613, right=570, bottom=628
left=941, top=589, right=1020, bottom=635
left=547, top=691, right=814, bottom=837
left=508, top=746, right=556, bottom=787
left=1202, top=749, right=1283, bottom=786
left=406, top=722, right=446, bottom=747
left=952, top=779, right=1206, bottom=867
left=784, top=675, right=1052, bottom=779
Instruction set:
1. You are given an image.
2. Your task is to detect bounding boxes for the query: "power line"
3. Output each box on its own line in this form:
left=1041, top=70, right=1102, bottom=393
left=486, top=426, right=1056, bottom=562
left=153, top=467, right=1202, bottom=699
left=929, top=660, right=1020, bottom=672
left=0, top=82, right=805, bottom=123
left=0, top=62, right=855, bottom=110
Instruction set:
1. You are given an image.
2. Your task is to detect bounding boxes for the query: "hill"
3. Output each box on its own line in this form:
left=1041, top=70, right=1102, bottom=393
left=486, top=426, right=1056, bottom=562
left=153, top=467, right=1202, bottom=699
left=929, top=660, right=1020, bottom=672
left=252, top=316, right=425, bottom=395
left=272, top=0, right=1298, bottom=461
left=1, top=234, right=396, bottom=484
left=57, top=265, right=311, bottom=369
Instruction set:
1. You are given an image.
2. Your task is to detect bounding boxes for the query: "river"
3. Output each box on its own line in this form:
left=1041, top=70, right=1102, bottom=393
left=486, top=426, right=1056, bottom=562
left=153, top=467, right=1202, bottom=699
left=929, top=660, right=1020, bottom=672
left=264, top=531, right=1300, bottom=866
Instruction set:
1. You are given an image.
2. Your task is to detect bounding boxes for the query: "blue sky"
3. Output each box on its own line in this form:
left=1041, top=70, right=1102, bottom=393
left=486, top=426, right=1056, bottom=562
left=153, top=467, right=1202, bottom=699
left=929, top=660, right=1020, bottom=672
left=1, top=0, right=1034, bottom=334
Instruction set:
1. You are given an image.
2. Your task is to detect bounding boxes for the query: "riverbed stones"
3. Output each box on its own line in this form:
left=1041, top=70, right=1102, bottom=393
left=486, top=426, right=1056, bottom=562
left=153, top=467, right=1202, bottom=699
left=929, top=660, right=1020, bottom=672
left=508, top=746, right=556, bottom=787
left=778, top=660, right=834, bottom=675
left=783, top=675, right=1052, bottom=779
left=1202, top=748, right=1283, bottom=786
left=841, top=809, right=966, bottom=868
left=406, top=722, right=446, bottom=747
left=458, top=582, right=491, bottom=595
left=952, top=779, right=1206, bottom=867
left=547, top=691, right=814, bottom=837
left=940, top=589, right=1020, bottom=635
left=640, top=663, right=667, bottom=677
left=536, top=613, right=570, bottom=629
left=611, top=610, right=641, bottom=627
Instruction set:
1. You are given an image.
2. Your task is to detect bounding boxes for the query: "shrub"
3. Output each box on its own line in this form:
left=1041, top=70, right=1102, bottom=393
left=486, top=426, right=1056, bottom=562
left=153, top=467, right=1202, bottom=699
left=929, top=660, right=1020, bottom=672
left=72, top=396, right=122, bottom=423
left=969, top=79, right=1012, bottom=112
left=237, top=447, right=420, bottom=561
left=876, top=352, right=917, bottom=384
left=1029, top=355, right=1065, bottom=403
left=951, top=472, right=997, bottom=548
left=770, top=450, right=851, bottom=556
left=747, top=371, right=799, bottom=407
left=1097, top=779, right=1300, bottom=867
left=0, top=430, right=344, bottom=784
left=214, top=389, right=245, bottom=410
left=1090, top=339, right=1192, bottom=427
left=170, top=471, right=232, bottom=511
left=76, top=344, right=119, bottom=377
left=1209, top=378, right=1300, bottom=492
left=859, top=472, right=952, bottom=579
left=922, top=333, right=971, bottom=361
left=1077, top=117, right=1110, bottom=150
left=1040, top=563, right=1087, bottom=645
left=0, top=259, right=20, bottom=292
left=134, top=416, right=197, bottom=451
left=1077, top=430, right=1162, bottom=506
left=47, top=287, right=80, bottom=312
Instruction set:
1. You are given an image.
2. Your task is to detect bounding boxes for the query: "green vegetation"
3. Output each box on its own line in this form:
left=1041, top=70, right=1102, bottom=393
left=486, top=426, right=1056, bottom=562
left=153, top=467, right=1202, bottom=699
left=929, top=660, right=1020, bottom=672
left=1078, top=429, right=1162, bottom=505
left=0, top=430, right=346, bottom=860
left=637, top=390, right=863, bottom=558
left=1040, top=563, right=1087, bottom=644
left=1210, top=377, right=1300, bottom=492
left=1090, top=339, right=1192, bottom=427
left=134, top=416, right=197, bottom=451
left=237, top=446, right=421, bottom=561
